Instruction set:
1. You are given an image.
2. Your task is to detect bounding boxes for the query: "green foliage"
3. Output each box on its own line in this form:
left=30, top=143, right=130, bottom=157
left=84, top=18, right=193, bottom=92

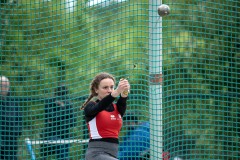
left=1, top=0, right=149, bottom=159
left=0, top=0, right=239, bottom=159
left=163, top=0, right=239, bottom=159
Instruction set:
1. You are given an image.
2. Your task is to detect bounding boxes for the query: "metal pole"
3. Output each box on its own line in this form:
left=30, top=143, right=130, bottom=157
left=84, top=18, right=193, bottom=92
left=25, top=138, right=36, bottom=160
left=149, top=0, right=162, bottom=159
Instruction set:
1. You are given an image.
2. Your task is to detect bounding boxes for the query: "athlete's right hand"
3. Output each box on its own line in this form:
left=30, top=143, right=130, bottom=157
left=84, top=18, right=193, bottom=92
left=116, top=78, right=130, bottom=94
left=111, top=78, right=130, bottom=98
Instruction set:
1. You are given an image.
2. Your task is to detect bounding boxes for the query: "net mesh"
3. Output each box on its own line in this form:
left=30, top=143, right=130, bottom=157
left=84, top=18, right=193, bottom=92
left=0, top=0, right=239, bottom=159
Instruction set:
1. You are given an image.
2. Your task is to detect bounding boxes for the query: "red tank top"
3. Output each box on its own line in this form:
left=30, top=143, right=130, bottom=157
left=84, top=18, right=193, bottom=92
left=87, top=104, right=123, bottom=139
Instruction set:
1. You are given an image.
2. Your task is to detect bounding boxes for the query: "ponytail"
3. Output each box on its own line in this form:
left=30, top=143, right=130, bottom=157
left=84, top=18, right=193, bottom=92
left=81, top=94, right=94, bottom=110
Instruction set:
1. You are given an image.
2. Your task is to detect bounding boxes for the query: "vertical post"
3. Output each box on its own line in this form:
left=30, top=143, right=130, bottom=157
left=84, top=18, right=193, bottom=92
left=149, top=0, right=162, bottom=159
left=25, top=138, right=36, bottom=160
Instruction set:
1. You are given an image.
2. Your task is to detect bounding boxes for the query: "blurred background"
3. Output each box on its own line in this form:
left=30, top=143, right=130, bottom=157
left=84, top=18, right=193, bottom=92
left=0, top=0, right=239, bottom=159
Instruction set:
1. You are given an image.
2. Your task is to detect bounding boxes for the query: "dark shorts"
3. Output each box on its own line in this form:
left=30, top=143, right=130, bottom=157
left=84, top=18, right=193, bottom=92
left=85, top=141, right=119, bottom=160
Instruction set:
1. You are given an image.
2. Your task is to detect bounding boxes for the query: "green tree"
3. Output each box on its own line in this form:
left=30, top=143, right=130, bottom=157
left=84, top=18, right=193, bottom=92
left=163, top=0, right=239, bottom=159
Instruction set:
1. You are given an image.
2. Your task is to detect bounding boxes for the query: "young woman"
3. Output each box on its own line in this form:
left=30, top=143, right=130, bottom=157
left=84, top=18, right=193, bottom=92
left=81, top=72, right=130, bottom=160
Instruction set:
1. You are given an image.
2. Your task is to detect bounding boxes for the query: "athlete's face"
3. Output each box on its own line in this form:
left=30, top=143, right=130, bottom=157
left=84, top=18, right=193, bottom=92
left=95, top=78, right=115, bottom=100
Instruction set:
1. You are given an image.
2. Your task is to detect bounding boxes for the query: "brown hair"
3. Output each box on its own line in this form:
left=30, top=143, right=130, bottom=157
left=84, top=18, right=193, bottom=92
left=81, top=72, right=116, bottom=109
